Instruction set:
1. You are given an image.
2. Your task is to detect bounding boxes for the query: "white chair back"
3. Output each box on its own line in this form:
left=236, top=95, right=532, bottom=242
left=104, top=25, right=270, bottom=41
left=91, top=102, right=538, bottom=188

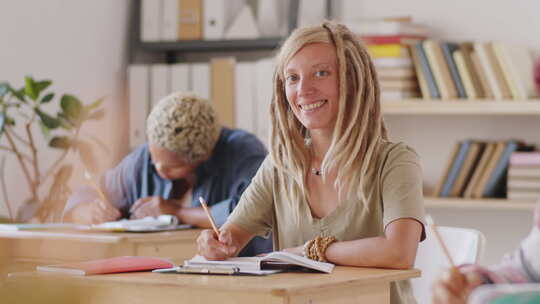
left=412, top=226, right=486, bottom=304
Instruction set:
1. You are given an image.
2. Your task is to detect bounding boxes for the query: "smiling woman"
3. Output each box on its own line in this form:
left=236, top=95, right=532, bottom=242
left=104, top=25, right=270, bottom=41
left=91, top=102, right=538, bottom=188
left=197, top=22, right=426, bottom=304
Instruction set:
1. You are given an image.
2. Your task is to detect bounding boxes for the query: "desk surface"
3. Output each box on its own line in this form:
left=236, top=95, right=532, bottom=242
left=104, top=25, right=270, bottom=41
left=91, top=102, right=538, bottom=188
left=5, top=267, right=420, bottom=304
left=0, top=229, right=202, bottom=273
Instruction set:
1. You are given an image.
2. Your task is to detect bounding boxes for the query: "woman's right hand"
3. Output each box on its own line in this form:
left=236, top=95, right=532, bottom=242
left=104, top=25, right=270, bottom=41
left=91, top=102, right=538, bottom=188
left=432, top=267, right=484, bottom=304
left=196, top=229, right=237, bottom=260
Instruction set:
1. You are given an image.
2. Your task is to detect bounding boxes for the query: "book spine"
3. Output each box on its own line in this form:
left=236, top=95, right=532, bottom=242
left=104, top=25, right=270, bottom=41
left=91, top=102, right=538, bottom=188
left=415, top=43, right=441, bottom=99
left=483, top=141, right=518, bottom=197
left=441, top=42, right=467, bottom=99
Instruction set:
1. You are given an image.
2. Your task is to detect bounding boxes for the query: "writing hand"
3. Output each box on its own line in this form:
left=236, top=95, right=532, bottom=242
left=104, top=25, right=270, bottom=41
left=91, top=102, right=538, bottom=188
left=64, top=199, right=121, bottom=225
left=197, top=229, right=236, bottom=260
left=432, top=267, right=484, bottom=304
left=129, top=196, right=181, bottom=219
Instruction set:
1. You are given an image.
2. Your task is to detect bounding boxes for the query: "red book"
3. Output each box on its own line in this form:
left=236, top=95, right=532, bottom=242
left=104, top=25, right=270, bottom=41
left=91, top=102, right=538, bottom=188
left=361, top=35, right=425, bottom=45
left=36, top=256, right=174, bottom=275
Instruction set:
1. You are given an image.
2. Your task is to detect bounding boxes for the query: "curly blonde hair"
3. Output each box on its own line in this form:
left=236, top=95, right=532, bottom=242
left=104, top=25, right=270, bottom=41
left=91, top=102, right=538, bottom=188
left=270, top=21, right=388, bottom=210
left=146, top=92, right=220, bottom=163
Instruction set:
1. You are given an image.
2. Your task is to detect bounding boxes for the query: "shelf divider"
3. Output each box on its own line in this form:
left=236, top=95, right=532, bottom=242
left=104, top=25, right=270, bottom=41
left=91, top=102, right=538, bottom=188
left=424, top=197, right=536, bottom=210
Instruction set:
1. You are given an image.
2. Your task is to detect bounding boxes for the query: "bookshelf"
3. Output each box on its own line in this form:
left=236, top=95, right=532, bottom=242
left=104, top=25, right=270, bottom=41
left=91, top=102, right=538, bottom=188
left=382, top=99, right=540, bottom=115
left=424, top=197, right=537, bottom=211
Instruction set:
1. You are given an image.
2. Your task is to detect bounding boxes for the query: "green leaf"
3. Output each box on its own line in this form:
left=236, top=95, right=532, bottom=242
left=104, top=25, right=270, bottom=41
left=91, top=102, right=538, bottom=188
left=24, top=76, right=38, bottom=101
left=60, top=94, right=83, bottom=121
left=35, top=108, right=61, bottom=129
left=40, top=93, right=54, bottom=104
left=8, top=86, right=25, bottom=102
left=49, top=136, right=71, bottom=150
left=35, top=80, right=52, bottom=96
left=5, top=116, right=15, bottom=126
left=0, top=83, right=8, bottom=97
left=87, top=108, right=105, bottom=120
left=86, top=97, right=105, bottom=111
left=75, top=140, right=98, bottom=174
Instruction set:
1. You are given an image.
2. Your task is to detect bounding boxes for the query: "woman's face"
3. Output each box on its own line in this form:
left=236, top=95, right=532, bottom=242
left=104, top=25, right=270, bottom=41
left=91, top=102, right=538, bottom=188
left=284, top=43, right=340, bottom=132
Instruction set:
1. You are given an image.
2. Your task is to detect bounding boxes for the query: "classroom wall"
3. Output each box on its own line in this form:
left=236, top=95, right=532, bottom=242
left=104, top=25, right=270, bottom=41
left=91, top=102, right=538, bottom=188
left=340, top=0, right=540, bottom=265
left=0, top=0, right=130, bottom=218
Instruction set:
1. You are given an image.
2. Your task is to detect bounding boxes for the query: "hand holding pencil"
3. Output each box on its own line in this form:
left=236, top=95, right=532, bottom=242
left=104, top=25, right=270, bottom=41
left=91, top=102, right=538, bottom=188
left=196, top=197, right=236, bottom=260
left=428, top=215, right=483, bottom=304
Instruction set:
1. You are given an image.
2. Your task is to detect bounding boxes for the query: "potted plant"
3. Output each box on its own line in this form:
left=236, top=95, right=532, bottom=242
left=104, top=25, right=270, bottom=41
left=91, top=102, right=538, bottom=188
left=0, top=76, right=106, bottom=223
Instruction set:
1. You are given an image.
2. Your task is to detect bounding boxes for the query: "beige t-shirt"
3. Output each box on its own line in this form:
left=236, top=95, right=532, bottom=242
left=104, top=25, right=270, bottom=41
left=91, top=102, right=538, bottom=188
left=228, top=141, right=425, bottom=304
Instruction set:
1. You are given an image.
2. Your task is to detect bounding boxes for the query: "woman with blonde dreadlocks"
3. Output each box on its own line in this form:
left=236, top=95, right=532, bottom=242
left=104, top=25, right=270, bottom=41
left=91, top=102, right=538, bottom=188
left=197, top=22, right=426, bottom=304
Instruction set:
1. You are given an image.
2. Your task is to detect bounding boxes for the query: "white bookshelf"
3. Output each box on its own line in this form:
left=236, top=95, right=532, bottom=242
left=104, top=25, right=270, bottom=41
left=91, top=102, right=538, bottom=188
left=382, top=99, right=540, bottom=115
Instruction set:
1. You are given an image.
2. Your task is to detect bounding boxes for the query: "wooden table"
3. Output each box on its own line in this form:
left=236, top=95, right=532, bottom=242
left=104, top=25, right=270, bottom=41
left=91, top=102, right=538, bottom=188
left=3, top=267, right=420, bottom=304
left=0, top=229, right=202, bottom=273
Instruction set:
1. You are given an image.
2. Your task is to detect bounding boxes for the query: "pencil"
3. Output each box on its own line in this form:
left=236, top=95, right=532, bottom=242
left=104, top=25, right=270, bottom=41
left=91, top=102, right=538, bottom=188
left=84, top=170, right=110, bottom=206
left=198, top=197, right=220, bottom=236
left=425, top=214, right=455, bottom=267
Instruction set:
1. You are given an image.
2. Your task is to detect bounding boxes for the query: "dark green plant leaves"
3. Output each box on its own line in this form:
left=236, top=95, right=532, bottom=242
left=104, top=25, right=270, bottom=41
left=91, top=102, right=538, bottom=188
left=35, top=80, right=52, bottom=95
left=49, top=136, right=71, bottom=149
left=8, top=85, right=25, bottom=102
left=35, top=108, right=61, bottom=129
left=40, top=93, right=54, bottom=104
left=60, top=94, right=83, bottom=122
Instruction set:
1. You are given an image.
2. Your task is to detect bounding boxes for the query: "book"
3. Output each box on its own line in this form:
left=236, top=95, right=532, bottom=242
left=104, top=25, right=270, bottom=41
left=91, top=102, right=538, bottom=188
left=150, top=64, right=170, bottom=108
left=510, top=152, right=540, bottom=166
left=203, top=0, right=245, bottom=40
left=441, top=42, right=467, bottom=99
left=361, top=35, right=425, bottom=45
left=377, top=66, right=416, bottom=79
left=414, top=42, right=440, bottom=99
left=423, top=40, right=458, bottom=99
left=37, top=256, right=174, bottom=275
left=89, top=215, right=189, bottom=232
left=140, top=0, right=161, bottom=42
left=507, top=190, right=540, bottom=201
left=224, top=4, right=260, bottom=40
left=508, top=167, right=540, bottom=178
left=433, top=142, right=461, bottom=197
left=473, top=141, right=507, bottom=198
left=450, top=142, right=484, bottom=197
left=407, top=44, right=430, bottom=99
left=469, top=51, right=494, bottom=99
left=440, top=140, right=472, bottom=197
left=492, top=42, right=537, bottom=99
left=458, top=42, right=485, bottom=98
left=482, top=140, right=520, bottom=198
left=453, top=50, right=477, bottom=99
left=379, top=79, right=418, bottom=90
left=178, top=251, right=335, bottom=275
left=234, top=61, right=256, bottom=133
left=367, top=44, right=410, bottom=58
left=463, top=142, right=496, bottom=198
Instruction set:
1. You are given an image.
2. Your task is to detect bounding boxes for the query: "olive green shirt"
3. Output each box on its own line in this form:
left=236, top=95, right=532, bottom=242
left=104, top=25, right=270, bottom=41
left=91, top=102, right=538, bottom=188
left=228, top=142, right=425, bottom=304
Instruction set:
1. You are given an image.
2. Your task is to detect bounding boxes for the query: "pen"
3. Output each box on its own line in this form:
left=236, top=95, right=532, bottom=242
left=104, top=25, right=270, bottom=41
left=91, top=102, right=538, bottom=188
left=198, top=197, right=220, bottom=236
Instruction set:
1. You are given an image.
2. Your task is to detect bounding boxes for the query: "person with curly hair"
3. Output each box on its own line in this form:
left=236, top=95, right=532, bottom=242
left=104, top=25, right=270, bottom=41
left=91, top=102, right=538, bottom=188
left=63, top=91, right=272, bottom=256
left=197, top=22, right=425, bottom=304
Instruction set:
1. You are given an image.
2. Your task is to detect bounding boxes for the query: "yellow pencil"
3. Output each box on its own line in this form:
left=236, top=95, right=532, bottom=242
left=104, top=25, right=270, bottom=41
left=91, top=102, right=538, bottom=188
left=198, top=197, right=220, bottom=236
left=425, top=214, right=455, bottom=267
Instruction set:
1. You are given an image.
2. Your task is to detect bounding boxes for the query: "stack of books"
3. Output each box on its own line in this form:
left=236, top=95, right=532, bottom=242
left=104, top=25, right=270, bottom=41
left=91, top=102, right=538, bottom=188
left=347, top=18, right=428, bottom=100
left=409, top=40, right=538, bottom=100
left=433, top=139, right=535, bottom=199
left=507, top=152, right=540, bottom=201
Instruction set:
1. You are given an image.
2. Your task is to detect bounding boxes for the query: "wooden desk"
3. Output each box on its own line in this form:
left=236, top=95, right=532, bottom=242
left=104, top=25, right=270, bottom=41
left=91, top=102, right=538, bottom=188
left=0, top=229, right=201, bottom=273
left=3, top=267, right=420, bottom=304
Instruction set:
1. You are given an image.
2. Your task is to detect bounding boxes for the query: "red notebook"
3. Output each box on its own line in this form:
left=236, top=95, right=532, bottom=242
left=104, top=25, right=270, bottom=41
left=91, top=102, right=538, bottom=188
left=36, top=256, right=174, bottom=275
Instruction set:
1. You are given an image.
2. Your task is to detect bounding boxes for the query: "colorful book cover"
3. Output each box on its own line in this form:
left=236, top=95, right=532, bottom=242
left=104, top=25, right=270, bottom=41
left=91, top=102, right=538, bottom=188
left=415, top=42, right=441, bottom=99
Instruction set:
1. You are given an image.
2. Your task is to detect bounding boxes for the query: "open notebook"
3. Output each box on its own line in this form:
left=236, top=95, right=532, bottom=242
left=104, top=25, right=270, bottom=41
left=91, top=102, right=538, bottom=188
left=154, top=251, right=335, bottom=275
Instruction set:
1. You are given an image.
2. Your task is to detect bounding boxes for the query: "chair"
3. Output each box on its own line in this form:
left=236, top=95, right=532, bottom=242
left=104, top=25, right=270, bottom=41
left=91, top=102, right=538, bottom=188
left=412, top=226, right=486, bottom=304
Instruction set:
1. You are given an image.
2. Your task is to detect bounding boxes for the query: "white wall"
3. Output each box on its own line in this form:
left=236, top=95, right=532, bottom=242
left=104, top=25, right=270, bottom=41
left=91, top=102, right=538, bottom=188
left=0, top=0, right=130, bottom=219
left=339, top=0, right=540, bottom=265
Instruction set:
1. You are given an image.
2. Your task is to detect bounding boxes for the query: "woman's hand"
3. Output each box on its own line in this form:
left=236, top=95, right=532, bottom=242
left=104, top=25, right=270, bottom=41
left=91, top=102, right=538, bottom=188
left=197, top=229, right=237, bottom=260
left=432, top=267, right=484, bottom=304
